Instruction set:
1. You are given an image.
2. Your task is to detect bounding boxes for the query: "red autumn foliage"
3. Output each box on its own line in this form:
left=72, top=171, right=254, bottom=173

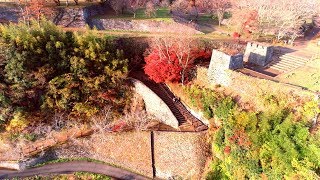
left=228, top=129, right=252, bottom=149
left=144, top=48, right=183, bottom=83
left=144, top=47, right=210, bottom=83
left=242, top=10, right=258, bottom=37
left=232, top=32, right=241, bottom=39
left=20, top=0, right=52, bottom=23
left=111, top=121, right=127, bottom=132
left=224, top=145, right=231, bottom=155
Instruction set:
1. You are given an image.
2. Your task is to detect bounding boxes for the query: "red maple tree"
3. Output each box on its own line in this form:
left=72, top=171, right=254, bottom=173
left=241, top=10, right=258, bottom=37
left=144, top=38, right=211, bottom=84
left=144, top=48, right=183, bottom=83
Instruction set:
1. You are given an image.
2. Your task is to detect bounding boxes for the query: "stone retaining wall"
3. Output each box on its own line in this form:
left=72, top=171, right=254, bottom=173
left=0, top=130, right=209, bottom=179
left=133, top=79, right=179, bottom=129
left=0, top=6, right=19, bottom=23
left=51, top=7, right=86, bottom=27
left=0, top=4, right=203, bottom=34
left=84, top=131, right=153, bottom=177
left=208, top=49, right=243, bottom=86
left=0, top=4, right=109, bottom=27
left=0, top=127, right=93, bottom=163
left=154, top=131, right=208, bottom=179
left=90, top=18, right=203, bottom=34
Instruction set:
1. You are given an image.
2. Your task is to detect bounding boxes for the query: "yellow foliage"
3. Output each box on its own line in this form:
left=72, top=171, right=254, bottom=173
left=5, top=112, right=29, bottom=132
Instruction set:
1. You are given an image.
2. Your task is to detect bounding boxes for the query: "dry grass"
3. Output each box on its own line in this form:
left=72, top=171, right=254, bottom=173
left=276, top=58, right=320, bottom=92
left=154, top=131, right=209, bottom=179
left=79, top=131, right=153, bottom=177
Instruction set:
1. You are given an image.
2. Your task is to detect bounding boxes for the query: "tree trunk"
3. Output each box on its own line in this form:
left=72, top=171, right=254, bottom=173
left=217, top=11, right=223, bottom=27
left=54, top=0, right=60, bottom=6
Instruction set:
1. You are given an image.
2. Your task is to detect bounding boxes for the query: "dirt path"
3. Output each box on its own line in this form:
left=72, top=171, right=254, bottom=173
left=0, top=161, right=149, bottom=180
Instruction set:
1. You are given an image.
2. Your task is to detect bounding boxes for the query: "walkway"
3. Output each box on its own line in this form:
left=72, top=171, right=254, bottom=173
left=129, top=71, right=208, bottom=132
left=0, top=161, right=149, bottom=180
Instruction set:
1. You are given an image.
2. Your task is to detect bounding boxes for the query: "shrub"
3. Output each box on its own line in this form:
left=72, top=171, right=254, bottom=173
left=6, top=112, right=29, bottom=132
left=208, top=97, right=320, bottom=179
left=0, top=20, right=131, bottom=127
left=183, top=85, right=320, bottom=179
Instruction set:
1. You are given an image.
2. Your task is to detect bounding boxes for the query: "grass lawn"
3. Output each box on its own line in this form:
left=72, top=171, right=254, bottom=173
left=100, top=8, right=173, bottom=22
left=276, top=58, right=320, bottom=91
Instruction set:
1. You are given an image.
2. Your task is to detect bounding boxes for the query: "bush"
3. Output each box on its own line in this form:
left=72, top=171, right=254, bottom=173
left=208, top=96, right=320, bottom=179
left=6, top=111, right=29, bottom=132
left=0, top=20, right=131, bottom=128
left=183, top=85, right=320, bottom=179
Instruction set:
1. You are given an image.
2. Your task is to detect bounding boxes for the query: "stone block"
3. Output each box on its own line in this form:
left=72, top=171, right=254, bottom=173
left=244, top=42, right=273, bottom=66
left=209, top=49, right=244, bottom=70
left=207, top=49, right=243, bottom=86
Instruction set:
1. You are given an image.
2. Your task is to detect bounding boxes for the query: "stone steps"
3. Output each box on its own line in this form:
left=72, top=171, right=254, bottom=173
left=268, top=52, right=311, bottom=72
left=130, top=71, right=208, bottom=132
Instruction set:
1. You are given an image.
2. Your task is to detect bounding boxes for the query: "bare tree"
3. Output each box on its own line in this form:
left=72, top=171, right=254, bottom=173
left=52, top=0, right=61, bottom=6
left=145, top=1, right=156, bottom=17
left=210, top=0, right=231, bottom=26
left=108, top=0, right=126, bottom=14
left=170, top=0, right=190, bottom=15
left=232, top=0, right=320, bottom=42
left=127, top=0, right=148, bottom=18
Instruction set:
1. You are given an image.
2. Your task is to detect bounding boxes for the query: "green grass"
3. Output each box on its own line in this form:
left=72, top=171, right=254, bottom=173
left=277, top=58, right=320, bottom=91
left=33, top=157, right=106, bottom=168
left=32, top=157, right=148, bottom=178
left=21, top=172, right=111, bottom=180
left=100, top=7, right=173, bottom=22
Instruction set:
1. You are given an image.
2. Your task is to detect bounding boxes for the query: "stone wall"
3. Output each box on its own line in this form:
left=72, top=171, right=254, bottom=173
left=0, top=4, right=203, bottom=33
left=51, top=7, right=86, bottom=27
left=0, top=127, right=93, bottom=162
left=132, top=79, right=179, bottom=129
left=84, top=131, right=153, bottom=177
left=244, top=42, right=273, bottom=66
left=0, top=4, right=109, bottom=27
left=0, top=130, right=209, bottom=179
left=154, top=131, right=208, bottom=179
left=207, top=49, right=243, bottom=86
left=90, top=18, right=203, bottom=34
left=0, top=6, right=19, bottom=23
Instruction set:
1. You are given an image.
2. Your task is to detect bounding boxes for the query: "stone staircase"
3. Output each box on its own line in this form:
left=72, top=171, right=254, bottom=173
left=129, top=71, right=208, bottom=132
left=266, top=48, right=316, bottom=73
left=267, top=53, right=309, bottom=73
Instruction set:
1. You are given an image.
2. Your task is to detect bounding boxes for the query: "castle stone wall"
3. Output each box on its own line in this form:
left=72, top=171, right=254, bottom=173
left=132, top=79, right=179, bottom=129
left=207, top=49, right=243, bottom=86
left=244, top=42, right=273, bottom=66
